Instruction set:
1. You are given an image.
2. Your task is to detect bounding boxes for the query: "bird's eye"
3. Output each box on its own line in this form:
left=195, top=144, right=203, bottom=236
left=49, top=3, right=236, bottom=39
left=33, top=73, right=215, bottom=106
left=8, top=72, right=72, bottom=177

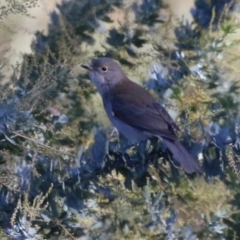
left=101, top=66, right=108, bottom=72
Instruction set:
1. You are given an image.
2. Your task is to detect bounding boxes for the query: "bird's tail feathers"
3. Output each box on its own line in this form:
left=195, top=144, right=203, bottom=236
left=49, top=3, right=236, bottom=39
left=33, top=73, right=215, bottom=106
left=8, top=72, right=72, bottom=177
left=163, top=139, right=201, bottom=174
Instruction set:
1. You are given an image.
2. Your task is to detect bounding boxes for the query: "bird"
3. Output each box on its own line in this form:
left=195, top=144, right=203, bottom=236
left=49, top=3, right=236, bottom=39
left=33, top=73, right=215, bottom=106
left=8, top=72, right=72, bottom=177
left=81, top=57, right=201, bottom=174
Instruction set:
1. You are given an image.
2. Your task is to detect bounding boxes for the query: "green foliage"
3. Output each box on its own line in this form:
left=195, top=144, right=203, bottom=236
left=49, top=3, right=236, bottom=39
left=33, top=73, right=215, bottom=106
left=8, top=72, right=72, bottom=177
left=1, top=0, right=240, bottom=239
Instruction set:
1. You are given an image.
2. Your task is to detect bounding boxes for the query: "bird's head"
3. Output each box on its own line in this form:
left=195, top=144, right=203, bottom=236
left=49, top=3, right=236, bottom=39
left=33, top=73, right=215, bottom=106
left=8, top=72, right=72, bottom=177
left=81, top=57, right=126, bottom=95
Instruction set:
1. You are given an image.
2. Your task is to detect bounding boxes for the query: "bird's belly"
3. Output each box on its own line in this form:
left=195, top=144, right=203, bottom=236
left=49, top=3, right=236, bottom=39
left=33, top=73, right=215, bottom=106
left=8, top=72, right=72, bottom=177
left=105, top=112, right=150, bottom=143
left=111, top=116, right=150, bottom=143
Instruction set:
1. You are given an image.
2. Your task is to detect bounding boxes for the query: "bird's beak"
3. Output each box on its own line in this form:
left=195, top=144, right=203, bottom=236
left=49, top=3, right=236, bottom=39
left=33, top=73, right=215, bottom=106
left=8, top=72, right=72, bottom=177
left=81, top=63, right=92, bottom=71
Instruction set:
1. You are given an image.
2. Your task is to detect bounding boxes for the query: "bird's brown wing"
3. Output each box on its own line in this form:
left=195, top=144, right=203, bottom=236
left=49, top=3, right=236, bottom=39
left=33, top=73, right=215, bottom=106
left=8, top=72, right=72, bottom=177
left=110, top=82, right=178, bottom=141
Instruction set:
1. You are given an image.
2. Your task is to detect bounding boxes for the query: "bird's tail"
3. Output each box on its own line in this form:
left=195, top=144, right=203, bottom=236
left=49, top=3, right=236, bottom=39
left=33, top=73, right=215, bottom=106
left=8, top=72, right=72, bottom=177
left=163, top=139, right=201, bottom=174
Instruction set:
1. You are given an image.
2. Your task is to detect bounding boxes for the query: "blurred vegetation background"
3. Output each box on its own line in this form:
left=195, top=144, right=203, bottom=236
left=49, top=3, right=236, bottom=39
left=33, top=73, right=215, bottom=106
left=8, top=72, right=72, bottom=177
left=1, top=0, right=240, bottom=239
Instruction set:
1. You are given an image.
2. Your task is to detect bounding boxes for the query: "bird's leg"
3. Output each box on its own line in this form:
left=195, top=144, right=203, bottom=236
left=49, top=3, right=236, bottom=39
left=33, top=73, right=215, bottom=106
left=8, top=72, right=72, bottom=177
left=108, top=128, right=136, bottom=151
left=118, top=134, right=136, bottom=152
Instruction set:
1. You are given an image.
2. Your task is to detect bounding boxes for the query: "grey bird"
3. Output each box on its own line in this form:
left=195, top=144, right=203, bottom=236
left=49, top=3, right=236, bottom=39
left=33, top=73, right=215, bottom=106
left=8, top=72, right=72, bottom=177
left=81, top=57, right=201, bottom=174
